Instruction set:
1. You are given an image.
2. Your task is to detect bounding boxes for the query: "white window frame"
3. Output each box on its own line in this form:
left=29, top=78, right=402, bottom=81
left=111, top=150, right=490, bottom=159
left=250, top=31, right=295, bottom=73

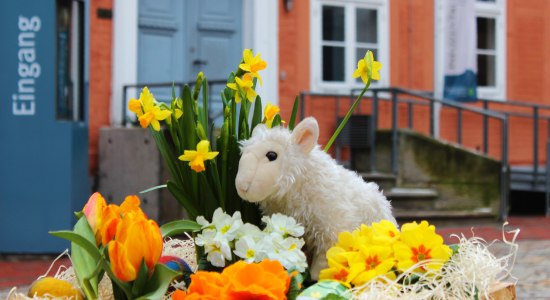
left=434, top=0, right=506, bottom=101
left=475, top=0, right=506, bottom=100
left=310, top=0, right=389, bottom=94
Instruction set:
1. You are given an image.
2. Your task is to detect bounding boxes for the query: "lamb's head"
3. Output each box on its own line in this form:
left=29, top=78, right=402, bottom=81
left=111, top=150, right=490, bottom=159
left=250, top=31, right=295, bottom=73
left=235, top=117, right=320, bottom=203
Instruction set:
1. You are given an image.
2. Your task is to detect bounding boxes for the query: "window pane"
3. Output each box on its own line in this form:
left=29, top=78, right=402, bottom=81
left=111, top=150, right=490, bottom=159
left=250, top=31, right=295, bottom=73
left=356, top=8, right=377, bottom=43
left=477, top=17, right=496, bottom=50
left=323, top=6, right=345, bottom=41
left=323, top=46, right=345, bottom=81
left=478, top=54, right=496, bottom=87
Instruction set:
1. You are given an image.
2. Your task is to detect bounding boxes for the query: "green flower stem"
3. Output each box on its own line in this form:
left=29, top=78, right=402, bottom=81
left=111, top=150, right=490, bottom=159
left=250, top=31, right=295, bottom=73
left=100, top=259, right=133, bottom=300
left=324, top=83, right=370, bottom=152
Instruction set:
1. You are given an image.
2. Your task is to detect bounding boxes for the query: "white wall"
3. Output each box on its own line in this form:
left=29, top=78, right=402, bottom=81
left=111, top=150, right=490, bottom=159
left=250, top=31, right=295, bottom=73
left=111, top=0, right=138, bottom=126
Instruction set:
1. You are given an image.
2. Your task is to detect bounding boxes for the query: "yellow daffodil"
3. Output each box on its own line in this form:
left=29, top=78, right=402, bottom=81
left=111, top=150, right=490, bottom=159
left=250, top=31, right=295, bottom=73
left=239, top=49, right=267, bottom=85
left=227, top=73, right=257, bottom=103
left=178, top=140, right=219, bottom=172
left=264, top=103, right=281, bottom=128
left=352, top=50, right=382, bottom=85
left=128, top=99, right=143, bottom=117
left=132, top=87, right=172, bottom=131
left=348, top=245, right=396, bottom=286
left=393, top=221, right=452, bottom=273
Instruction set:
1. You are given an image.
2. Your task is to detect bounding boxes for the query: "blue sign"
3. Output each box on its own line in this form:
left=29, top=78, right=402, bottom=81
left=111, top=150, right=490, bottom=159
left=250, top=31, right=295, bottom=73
left=0, top=0, right=90, bottom=253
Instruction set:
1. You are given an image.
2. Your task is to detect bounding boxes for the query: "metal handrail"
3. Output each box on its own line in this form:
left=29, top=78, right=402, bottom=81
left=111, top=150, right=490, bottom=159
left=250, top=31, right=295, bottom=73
left=121, top=80, right=227, bottom=126
left=300, top=87, right=511, bottom=220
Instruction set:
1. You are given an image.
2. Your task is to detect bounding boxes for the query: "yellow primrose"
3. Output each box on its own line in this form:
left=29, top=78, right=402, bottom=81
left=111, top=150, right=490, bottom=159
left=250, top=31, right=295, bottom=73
left=227, top=73, right=257, bottom=103
left=135, top=87, right=172, bottom=131
left=348, top=245, right=396, bottom=286
left=371, top=220, right=400, bottom=245
left=264, top=103, right=281, bottom=128
left=178, top=140, right=219, bottom=173
left=352, top=50, right=382, bottom=86
left=319, top=247, right=353, bottom=287
left=239, top=49, right=267, bottom=85
left=393, top=221, right=452, bottom=273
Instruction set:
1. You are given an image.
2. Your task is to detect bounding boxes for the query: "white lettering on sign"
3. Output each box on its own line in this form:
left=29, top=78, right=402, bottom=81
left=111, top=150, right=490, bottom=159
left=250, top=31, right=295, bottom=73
left=12, top=16, right=41, bottom=116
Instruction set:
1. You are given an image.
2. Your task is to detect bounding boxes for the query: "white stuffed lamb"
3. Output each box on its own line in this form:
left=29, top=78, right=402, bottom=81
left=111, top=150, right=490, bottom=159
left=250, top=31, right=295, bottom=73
left=235, top=117, right=396, bottom=279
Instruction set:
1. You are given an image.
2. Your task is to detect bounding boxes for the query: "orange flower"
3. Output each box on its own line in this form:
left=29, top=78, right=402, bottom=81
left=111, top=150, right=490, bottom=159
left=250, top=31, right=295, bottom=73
left=108, top=212, right=163, bottom=282
left=222, top=260, right=290, bottom=300
left=82, top=193, right=147, bottom=246
left=82, top=192, right=107, bottom=241
left=182, top=260, right=290, bottom=299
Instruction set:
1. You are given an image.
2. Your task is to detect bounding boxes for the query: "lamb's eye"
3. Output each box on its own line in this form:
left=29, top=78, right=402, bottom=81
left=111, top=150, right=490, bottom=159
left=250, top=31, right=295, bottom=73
left=266, top=151, right=278, bottom=161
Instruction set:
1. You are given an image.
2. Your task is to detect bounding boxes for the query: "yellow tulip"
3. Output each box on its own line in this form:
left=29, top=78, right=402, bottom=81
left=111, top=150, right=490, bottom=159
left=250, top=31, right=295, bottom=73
left=108, top=211, right=163, bottom=282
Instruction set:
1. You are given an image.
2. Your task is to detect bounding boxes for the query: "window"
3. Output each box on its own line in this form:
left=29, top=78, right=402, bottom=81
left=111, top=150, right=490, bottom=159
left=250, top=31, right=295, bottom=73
left=475, top=0, right=505, bottom=99
left=311, top=0, right=389, bottom=92
left=435, top=0, right=506, bottom=100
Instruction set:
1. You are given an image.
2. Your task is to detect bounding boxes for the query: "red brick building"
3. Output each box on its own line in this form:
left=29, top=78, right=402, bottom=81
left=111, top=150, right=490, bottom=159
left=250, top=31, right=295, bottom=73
left=89, top=0, right=550, bottom=172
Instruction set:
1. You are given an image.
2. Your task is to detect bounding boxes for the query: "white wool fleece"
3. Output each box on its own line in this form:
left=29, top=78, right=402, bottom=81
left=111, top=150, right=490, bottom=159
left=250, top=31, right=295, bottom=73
left=235, top=117, right=396, bottom=280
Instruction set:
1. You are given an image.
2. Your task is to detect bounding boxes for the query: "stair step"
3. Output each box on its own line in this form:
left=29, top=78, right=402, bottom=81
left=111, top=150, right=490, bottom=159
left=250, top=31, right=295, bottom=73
left=385, top=187, right=438, bottom=199
left=386, top=188, right=439, bottom=210
left=360, top=172, right=397, bottom=190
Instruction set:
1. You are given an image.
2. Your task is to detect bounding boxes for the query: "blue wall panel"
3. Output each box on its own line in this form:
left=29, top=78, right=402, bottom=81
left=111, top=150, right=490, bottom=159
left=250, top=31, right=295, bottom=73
left=0, top=0, right=90, bottom=253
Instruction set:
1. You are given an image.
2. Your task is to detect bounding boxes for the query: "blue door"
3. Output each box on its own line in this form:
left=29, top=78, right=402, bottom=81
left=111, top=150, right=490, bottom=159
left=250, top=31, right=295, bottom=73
left=0, top=0, right=89, bottom=252
left=138, top=0, right=242, bottom=119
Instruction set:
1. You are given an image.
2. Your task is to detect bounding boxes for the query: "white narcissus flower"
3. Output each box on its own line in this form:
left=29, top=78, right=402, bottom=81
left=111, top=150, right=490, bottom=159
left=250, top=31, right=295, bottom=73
left=263, top=213, right=305, bottom=237
left=235, top=223, right=263, bottom=240
left=234, top=236, right=263, bottom=263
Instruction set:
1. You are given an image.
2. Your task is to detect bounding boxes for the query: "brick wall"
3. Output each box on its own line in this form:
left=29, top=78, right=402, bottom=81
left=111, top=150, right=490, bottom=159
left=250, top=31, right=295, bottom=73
left=278, top=0, right=550, bottom=166
left=88, top=0, right=113, bottom=175
left=278, top=0, right=310, bottom=122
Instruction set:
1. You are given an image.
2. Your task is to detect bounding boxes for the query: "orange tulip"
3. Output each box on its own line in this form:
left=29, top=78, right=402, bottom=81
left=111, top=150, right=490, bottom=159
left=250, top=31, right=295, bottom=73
left=97, top=204, right=121, bottom=246
left=108, top=212, right=163, bottom=282
left=82, top=192, right=108, bottom=244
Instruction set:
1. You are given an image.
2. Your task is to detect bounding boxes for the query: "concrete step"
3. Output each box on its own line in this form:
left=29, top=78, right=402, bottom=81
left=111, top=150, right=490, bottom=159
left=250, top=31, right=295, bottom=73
left=360, top=172, right=397, bottom=191
left=385, top=187, right=438, bottom=210
left=394, top=208, right=496, bottom=228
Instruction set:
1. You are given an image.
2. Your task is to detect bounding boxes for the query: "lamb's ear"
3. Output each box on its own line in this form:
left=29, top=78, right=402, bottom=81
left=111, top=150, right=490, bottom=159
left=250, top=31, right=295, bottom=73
left=291, top=117, right=319, bottom=154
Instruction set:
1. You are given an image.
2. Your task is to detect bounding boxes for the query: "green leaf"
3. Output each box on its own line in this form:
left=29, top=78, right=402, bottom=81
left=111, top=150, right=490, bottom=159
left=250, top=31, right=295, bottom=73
left=137, top=264, right=180, bottom=300
left=324, top=293, right=348, bottom=300
left=167, top=181, right=199, bottom=219
left=139, top=184, right=167, bottom=194
left=160, top=219, right=202, bottom=238
left=251, top=95, right=262, bottom=133
left=50, top=219, right=102, bottom=300
left=289, top=95, right=299, bottom=130
left=450, top=244, right=460, bottom=255
left=287, top=272, right=303, bottom=300
left=131, top=260, right=149, bottom=296
left=202, top=78, right=210, bottom=139
left=272, top=114, right=282, bottom=127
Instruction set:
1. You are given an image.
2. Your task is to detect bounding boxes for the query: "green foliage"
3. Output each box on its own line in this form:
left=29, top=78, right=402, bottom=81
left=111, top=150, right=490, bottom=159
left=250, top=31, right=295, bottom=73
left=149, top=66, right=286, bottom=225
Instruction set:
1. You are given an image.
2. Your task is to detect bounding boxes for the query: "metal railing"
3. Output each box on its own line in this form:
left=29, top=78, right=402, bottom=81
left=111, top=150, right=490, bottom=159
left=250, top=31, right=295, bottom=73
left=121, top=80, right=227, bottom=126
left=300, top=87, right=511, bottom=220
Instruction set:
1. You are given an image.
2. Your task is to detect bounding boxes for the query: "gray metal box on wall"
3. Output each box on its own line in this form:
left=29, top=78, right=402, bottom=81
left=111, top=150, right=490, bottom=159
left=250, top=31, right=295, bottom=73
left=98, top=127, right=183, bottom=223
